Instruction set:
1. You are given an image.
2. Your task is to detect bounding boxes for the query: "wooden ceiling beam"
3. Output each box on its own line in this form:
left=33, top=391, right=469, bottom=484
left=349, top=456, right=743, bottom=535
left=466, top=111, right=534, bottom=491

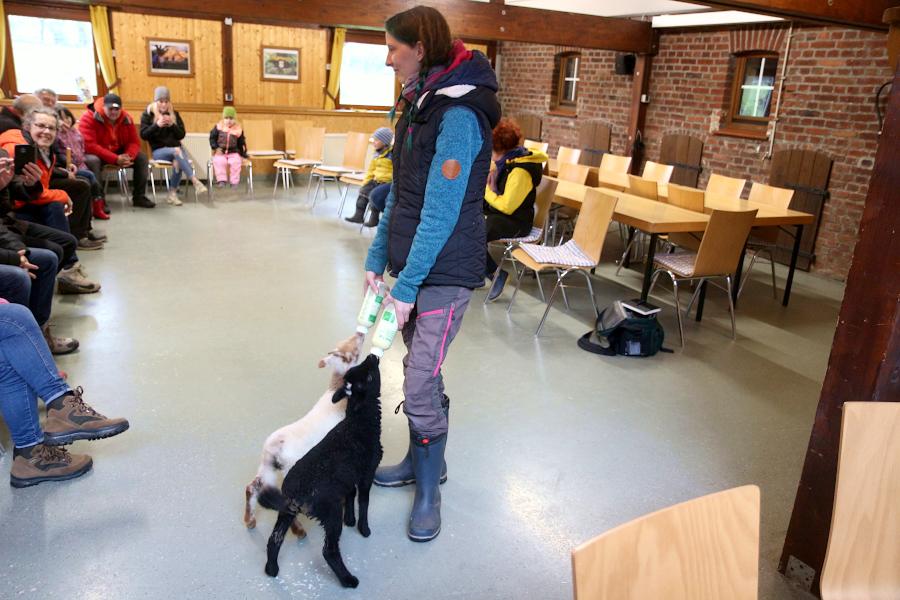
left=65, top=0, right=654, bottom=53
left=691, top=0, right=894, bottom=31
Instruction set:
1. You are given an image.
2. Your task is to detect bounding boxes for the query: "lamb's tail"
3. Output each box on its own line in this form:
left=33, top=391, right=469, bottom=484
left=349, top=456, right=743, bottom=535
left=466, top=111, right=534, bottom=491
left=257, top=486, right=288, bottom=512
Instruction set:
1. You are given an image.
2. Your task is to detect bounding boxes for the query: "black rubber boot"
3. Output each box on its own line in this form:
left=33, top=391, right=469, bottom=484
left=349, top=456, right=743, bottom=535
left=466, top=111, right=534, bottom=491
left=363, top=208, right=381, bottom=228
left=408, top=431, right=446, bottom=542
left=374, top=395, right=448, bottom=487
left=344, top=196, right=367, bottom=223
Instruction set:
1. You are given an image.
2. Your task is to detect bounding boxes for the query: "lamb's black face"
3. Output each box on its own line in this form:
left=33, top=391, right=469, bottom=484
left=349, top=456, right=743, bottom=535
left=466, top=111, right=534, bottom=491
left=332, top=354, right=380, bottom=404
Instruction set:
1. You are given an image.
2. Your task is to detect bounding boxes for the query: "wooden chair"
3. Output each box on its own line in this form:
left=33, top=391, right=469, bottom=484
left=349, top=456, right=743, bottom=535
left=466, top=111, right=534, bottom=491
left=738, top=182, right=795, bottom=298
left=641, top=160, right=675, bottom=185
left=273, top=126, right=325, bottom=198
left=508, top=189, right=617, bottom=336
left=548, top=145, right=582, bottom=176
left=649, top=208, right=758, bottom=345
left=599, top=153, right=632, bottom=174
left=705, top=173, right=746, bottom=200
left=821, top=402, right=900, bottom=600
left=627, top=174, right=659, bottom=200
left=143, top=140, right=200, bottom=203
left=310, top=131, right=369, bottom=210
left=615, top=175, right=661, bottom=275
left=667, top=183, right=705, bottom=212
left=559, top=162, right=591, bottom=185
left=572, top=486, right=760, bottom=600
left=524, top=139, right=549, bottom=154
left=283, top=120, right=314, bottom=157
left=243, top=120, right=285, bottom=193
left=484, top=178, right=559, bottom=305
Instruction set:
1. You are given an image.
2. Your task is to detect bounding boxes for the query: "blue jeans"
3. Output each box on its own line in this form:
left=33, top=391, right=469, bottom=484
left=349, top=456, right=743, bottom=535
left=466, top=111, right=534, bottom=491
left=368, top=182, right=391, bottom=211
left=0, top=303, right=70, bottom=448
left=152, top=147, right=195, bottom=189
left=76, top=168, right=103, bottom=200
left=0, top=248, right=59, bottom=326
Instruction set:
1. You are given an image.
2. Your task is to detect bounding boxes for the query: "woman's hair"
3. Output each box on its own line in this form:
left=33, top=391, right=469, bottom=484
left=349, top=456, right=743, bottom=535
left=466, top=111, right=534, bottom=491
left=56, top=106, right=75, bottom=126
left=385, top=6, right=452, bottom=70
left=23, top=106, right=59, bottom=130
left=492, top=119, right=523, bottom=153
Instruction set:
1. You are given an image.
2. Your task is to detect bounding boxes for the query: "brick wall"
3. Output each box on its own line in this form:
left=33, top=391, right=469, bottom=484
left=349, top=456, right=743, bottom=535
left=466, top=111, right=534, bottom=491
left=497, top=43, right=633, bottom=155
left=497, top=25, right=891, bottom=281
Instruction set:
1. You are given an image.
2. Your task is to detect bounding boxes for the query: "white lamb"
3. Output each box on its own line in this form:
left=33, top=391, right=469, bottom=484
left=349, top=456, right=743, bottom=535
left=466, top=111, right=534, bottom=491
left=243, top=332, right=363, bottom=534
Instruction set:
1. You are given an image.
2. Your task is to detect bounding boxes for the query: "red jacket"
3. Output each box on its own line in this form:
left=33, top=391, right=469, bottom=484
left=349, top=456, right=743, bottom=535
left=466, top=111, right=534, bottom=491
left=0, top=129, right=70, bottom=207
left=78, top=97, right=141, bottom=164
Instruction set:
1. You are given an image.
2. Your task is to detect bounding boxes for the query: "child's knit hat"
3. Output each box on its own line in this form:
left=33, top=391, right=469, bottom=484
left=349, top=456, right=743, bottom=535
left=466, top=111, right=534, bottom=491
left=370, top=127, right=393, bottom=147
left=222, top=106, right=237, bottom=119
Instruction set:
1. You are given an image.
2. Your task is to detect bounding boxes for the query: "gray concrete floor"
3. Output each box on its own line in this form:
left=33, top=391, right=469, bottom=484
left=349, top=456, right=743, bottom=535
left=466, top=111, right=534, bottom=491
left=0, top=179, right=842, bottom=599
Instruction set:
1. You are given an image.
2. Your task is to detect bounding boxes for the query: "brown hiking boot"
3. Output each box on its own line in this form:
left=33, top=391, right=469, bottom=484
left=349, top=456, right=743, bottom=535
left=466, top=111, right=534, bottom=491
left=41, top=323, right=79, bottom=355
left=10, top=444, right=92, bottom=488
left=42, top=387, right=130, bottom=446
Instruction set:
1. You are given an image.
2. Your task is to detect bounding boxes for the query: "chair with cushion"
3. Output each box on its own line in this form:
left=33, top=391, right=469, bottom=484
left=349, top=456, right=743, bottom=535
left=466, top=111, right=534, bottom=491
left=507, top=188, right=617, bottom=336
left=641, top=160, right=675, bottom=185
left=738, top=182, right=795, bottom=298
left=309, top=132, right=368, bottom=209
left=661, top=183, right=708, bottom=254
left=549, top=163, right=590, bottom=243
left=705, top=173, right=746, bottom=200
left=649, top=208, right=757, bottom=346
left=821, top=402, right=900, bottom=600
left=572, top=485, right=760, bottom=600
left=484, top=178, right=558, bottom=305
left=273, top=126, right=325, bottom=198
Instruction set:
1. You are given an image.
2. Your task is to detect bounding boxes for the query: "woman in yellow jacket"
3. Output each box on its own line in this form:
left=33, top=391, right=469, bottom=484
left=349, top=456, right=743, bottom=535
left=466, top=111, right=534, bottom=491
left=345, top=127, right=393, bottom=227
left=484, top=118, right=548, bottom=301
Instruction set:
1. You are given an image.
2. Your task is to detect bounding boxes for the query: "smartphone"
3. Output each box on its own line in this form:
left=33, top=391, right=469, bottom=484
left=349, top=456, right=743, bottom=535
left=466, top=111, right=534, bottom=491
left=14, top=144, right=36, bottom=175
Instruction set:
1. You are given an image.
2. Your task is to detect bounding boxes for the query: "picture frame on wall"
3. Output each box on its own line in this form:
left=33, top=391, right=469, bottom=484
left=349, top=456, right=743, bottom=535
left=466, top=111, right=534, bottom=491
left=147, top=39, right=193, bottom=77
left=261, top=46, right=301, bottom=82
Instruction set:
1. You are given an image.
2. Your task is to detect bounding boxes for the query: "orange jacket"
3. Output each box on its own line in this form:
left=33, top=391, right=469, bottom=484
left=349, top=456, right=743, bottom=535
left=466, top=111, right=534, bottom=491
left=0, top=129, right=70, bottom=207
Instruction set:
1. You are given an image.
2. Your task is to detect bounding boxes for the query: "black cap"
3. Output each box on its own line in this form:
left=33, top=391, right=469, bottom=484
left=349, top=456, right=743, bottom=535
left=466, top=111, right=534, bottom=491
left=103, top=93, right=122, bottom=108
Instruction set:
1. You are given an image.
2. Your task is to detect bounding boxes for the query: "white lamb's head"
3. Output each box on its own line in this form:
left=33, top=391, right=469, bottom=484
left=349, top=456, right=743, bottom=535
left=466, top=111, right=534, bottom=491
left=317, top=332, right=365, bottom=375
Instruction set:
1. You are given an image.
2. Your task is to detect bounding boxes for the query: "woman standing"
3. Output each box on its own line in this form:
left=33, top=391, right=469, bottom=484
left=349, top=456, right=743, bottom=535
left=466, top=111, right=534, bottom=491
left=365, top=5, right=500, bottom=542
left=139, top=86, right=206, bottom=205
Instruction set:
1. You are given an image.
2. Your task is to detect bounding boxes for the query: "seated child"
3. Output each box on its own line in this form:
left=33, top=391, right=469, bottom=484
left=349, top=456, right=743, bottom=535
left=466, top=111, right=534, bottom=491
left=344, top=127, right=393, bottom=228
left=209, top=107, right=247, bottom=188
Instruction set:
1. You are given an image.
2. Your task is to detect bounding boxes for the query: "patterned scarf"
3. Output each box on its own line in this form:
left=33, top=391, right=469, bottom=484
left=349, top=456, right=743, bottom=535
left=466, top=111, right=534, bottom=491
left=487, top=147, right=529, bottom=194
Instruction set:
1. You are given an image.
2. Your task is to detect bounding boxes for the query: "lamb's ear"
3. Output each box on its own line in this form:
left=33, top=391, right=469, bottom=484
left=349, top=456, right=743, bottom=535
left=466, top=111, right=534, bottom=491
left=332, top=386, right=348, bottom=403
left=318, top=358, right=327, bottom=369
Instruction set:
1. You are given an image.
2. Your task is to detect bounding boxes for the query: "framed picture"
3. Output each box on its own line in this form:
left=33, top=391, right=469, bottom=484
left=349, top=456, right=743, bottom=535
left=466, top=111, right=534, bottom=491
left=147, top=39, right=193, bottom=77
left=261, top=46, right=301, bottom=81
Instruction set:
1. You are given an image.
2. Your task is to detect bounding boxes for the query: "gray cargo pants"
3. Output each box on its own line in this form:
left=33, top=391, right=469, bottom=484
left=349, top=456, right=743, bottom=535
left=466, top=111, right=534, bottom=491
left=400, top=285, right=472, bottom=438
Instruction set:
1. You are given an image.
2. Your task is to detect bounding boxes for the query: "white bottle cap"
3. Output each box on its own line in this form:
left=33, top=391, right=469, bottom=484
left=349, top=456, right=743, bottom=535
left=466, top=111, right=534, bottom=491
left=356, top=325, right=369, bottom=334
left=371, top=346, right=385, bottom=357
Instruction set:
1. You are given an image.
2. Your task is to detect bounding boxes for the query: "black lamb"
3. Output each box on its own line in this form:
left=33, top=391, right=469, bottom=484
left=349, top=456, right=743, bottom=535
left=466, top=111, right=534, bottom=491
left=258, top=354, right=383, bottom=588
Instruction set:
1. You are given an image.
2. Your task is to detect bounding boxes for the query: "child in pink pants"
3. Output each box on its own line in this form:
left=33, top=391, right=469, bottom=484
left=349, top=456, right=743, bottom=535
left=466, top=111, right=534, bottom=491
left=209, top=107, right=247, bottom=187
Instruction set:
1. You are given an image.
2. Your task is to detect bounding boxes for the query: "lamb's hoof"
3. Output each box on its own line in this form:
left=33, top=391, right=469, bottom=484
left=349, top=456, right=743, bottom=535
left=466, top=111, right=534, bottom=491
left=290, top=521, right=307, bottom=539
left=344, top=515, right=356, bottom=527
left=358, top=523, right=371, bottom=538
left=265, top=562, right=279, bottom=577
left=340, top=575, right=359, bottom=588
left=245, top=517, right=257, bottom=530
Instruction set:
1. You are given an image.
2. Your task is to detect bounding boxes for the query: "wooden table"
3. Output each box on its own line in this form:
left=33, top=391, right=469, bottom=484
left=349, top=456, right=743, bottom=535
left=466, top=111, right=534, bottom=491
left=547, top=177, right=815, bottom=307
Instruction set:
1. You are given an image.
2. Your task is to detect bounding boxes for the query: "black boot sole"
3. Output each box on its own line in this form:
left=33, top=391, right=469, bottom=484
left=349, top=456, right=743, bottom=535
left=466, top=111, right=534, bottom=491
left=374, top=473, right=447, bottom=488
left=42, top=422, right=130, bottom=446
left=10, top=460, right=93, bottom=488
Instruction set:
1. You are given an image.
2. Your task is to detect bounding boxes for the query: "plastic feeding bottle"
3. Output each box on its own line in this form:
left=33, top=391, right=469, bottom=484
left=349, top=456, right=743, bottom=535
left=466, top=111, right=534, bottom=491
left=371, top=304, right=399, bottom=357
left=356, top=281, right=387, bottom=334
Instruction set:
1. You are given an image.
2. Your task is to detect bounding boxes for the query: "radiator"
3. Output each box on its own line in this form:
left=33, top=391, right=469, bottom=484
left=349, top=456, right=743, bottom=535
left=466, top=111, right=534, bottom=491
left=182, top=133, right=213, bottom=181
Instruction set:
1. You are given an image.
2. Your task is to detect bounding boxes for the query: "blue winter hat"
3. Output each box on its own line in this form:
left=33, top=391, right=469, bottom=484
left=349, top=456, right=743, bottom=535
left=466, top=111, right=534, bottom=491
left=370, top=127, right=393, bottom=147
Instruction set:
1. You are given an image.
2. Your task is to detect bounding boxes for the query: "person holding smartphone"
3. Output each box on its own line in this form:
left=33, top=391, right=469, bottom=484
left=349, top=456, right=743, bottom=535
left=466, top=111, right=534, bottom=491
left=140, top=86, right=206, bottom=206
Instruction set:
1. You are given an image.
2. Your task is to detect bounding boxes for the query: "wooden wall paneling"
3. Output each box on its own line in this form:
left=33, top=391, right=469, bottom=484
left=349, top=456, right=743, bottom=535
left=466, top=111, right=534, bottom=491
left=111, top=12, right=222, bottom=104
left=232, top=23, right=327, bottom=108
